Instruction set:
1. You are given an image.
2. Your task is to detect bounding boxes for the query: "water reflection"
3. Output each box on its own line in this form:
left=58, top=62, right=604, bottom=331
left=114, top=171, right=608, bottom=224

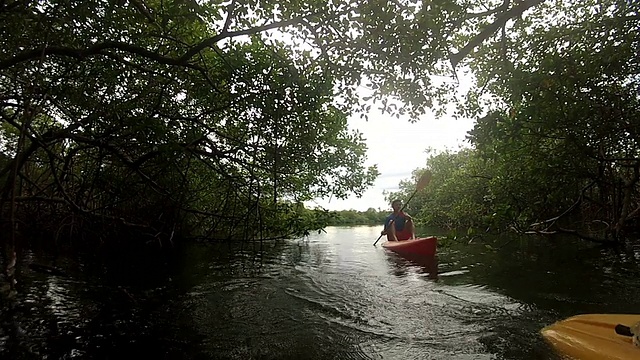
left=384, top=252, right=439, bottom=281
left=3, top=227, right=640, bottom=359
left=173, top=228, right=506, bottom=359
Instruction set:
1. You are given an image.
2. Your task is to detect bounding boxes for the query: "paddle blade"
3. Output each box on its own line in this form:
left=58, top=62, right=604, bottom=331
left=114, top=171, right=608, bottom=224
left=415, top=170, right=432, bottom=192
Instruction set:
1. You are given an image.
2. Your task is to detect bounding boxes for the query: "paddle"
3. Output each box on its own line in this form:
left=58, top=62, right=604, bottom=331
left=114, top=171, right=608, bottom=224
left=373, top=170, right=432, bottom=246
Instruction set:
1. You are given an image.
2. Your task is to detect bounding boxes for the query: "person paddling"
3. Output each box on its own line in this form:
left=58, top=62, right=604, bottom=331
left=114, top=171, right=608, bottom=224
left=381, top=199, right=415, bottom=241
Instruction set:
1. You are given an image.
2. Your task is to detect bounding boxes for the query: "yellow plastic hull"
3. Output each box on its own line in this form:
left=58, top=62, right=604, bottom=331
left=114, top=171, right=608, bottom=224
left=541, top=314, right=640, bottom=360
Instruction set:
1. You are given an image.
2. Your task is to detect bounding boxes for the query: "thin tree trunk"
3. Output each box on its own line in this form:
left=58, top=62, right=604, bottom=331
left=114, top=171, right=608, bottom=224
left=3, top=96, right=31, bottom=294
left=614, top=163, right=639, bottom=240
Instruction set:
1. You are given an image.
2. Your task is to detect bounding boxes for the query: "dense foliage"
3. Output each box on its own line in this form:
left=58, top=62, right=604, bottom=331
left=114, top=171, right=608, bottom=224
left=325, top=208, right=389, bottom=226
left=389, top=0, right=640, bottom=243
left=1, top=0, right=548, bottom=246
left=2, top=0, right=637, bottom=247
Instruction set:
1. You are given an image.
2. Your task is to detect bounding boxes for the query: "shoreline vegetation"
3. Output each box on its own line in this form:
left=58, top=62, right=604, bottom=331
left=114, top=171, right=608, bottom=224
left=1, top=1, right=639, bottom=252
left=324, top=209, right=389, bottom=227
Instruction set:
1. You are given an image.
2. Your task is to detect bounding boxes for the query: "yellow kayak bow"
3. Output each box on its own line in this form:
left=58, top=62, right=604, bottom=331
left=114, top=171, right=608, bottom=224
left=541, top=314, right=640, bottom=360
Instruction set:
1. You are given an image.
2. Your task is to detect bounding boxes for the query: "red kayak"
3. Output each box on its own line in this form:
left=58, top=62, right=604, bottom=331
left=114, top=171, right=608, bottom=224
left=382, top=236, right=437, bottom=257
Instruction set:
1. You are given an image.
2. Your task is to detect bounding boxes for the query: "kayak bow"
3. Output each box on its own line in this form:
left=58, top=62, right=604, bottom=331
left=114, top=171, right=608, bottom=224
left=382, top=236, right=437, bottom=257
left=541, top=314, right=640, bottom=360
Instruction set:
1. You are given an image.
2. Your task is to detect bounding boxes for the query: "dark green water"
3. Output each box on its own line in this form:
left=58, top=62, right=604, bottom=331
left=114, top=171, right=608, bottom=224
left=2, top=226, right=640, bottom=359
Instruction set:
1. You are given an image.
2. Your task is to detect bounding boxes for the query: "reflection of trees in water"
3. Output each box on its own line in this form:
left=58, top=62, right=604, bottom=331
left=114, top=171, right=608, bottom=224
left=1, top=263, right=90, bottom=358
left=385, top=252, right=439, bottom=280
left=438, top=237, right=640, bottom=319
left=276, top=239, right=333, bottom=268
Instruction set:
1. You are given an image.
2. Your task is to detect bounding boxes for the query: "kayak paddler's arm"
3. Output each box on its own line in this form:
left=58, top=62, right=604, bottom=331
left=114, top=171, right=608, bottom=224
left=381, top=218, right=394, bottom=235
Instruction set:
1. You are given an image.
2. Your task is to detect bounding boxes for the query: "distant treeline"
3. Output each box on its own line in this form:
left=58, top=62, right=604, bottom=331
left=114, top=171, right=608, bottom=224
left=323, top=208, right=389, bottom=226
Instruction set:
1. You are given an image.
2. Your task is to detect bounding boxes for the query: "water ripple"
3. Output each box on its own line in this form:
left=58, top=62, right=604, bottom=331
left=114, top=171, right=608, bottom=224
left=5, top=226, right=613, bottom=359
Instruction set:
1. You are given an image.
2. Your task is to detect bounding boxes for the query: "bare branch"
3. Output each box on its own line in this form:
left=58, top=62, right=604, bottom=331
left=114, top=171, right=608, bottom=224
left=0, top=41, right=179, bottom=70
left=11, top=196, right=67, bottom=203
left=178, top=14, right=314, bottom=62
left=221, top=0, right=236, bottom=34
left=554, top=226, right=612, bottom=244
left=1, top=13, right=313, bottom=73
left=130, top=0, right=155, bottom=23
left=450, top=0, right=544, bottom=68
left=464, top=0, right=510, bottom=20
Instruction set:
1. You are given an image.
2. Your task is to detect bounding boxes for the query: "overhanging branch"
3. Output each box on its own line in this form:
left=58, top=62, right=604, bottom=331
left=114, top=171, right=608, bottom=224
left=450, top=0, right=545, bottom=68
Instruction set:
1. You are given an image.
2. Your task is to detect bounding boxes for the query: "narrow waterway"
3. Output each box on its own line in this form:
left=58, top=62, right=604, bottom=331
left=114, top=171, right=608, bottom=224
left=2, top=226, right=640, bottom=359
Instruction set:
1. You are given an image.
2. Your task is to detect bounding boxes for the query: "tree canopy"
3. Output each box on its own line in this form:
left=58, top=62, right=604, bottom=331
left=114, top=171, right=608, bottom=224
left=1, top=0, right=551, bottom=244
left=3, top=0, right=636, bottom=245
left=388, top=0, right=640, bottom=243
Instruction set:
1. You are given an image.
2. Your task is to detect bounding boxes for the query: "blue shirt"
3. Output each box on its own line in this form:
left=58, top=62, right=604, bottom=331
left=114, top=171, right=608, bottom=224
left=384, top=212, right=407, bottom=231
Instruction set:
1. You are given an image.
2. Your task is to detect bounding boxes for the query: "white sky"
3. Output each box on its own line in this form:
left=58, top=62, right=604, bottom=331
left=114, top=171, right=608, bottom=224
left=304, top=69, right=478, bottom=212
left=247, top=29, right=479, bottom=212
left=306, top=108, right=476, bottom=211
